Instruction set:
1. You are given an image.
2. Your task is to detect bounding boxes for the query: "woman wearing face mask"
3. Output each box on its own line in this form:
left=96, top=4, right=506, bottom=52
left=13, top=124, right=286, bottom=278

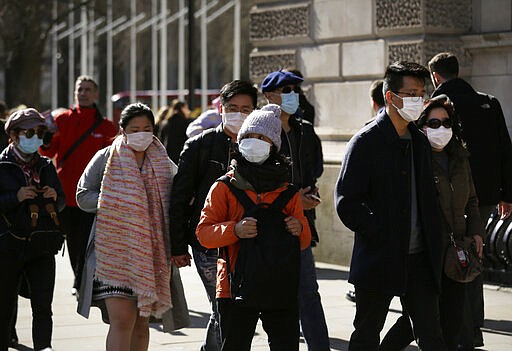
left=76, top=103, right=188, bottom=351
left=196, top=104, right=311, bottom=350
left=0, top=108, right=65, bottom=351
left=380, top=95, right=485, bottom=351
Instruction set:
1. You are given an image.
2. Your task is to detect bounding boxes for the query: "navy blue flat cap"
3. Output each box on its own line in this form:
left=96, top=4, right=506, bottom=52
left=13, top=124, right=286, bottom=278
left=261, top=70, right=304, bottom=93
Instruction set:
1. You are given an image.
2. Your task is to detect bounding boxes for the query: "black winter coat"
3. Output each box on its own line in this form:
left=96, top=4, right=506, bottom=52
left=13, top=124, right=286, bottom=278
left=280, top=116, right=323, bottom=244
left=0, top=146, right=65, bottom=238
left=335, top=111, right=444, bottom=295
left=169, top=125, right=233, bottom=255
left=432, top=78, right=512, bottom=205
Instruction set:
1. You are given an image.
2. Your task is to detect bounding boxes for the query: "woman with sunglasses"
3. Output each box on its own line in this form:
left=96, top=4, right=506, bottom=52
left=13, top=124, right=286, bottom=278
left=0, top=108, right=65, bottom=351
left=380, top=95, right=485, bottom=351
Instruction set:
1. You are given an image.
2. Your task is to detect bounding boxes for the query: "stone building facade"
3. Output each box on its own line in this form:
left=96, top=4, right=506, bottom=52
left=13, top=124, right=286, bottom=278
left=249, top=0, right=512, bottom=266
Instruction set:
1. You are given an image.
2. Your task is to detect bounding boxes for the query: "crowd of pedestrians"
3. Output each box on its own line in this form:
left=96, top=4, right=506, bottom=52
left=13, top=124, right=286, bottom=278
left=0, top=51, right=510, bottom=351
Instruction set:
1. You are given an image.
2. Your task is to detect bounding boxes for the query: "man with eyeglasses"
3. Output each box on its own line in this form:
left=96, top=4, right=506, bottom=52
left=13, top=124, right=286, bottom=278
left=39, top=75, right=117, bottom=296
left=335, top=61, right=447, bottom=350
left=169, top=80, right=257, bottom=351
left=262, top=69, right=330, bottom=351
left=429, top=52, right=512, bottom=350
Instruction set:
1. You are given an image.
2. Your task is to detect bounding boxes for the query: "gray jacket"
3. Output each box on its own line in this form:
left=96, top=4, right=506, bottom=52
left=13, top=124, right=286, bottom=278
left=76, top=146, right=189, bottom=331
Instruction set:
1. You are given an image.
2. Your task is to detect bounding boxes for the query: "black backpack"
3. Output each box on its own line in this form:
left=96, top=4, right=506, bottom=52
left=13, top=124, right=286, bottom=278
left=1, top=194, right=64, bottom=255
left=219, top=176, right=301, bottom=310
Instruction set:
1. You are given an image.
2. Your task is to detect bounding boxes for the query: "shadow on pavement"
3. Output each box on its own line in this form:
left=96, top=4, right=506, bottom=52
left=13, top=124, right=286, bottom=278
left=149, top=309, right=211, bottom=333
left=12, top=344, right=33, bottom=351
left=483, top=318, right=512, bottom=335
left=316, top=267, right=349, bottom=281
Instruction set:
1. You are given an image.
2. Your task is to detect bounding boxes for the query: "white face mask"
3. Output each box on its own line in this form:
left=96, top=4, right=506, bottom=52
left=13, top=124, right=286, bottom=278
left=425, top=126, right=453, bottom=150
left=393, top=94, right=424, bottom=122
left=125, top=131, right=154, bottom=152
left=222, top=112, right=247, bottom=135
left=238, top=138, right=271, bottom=164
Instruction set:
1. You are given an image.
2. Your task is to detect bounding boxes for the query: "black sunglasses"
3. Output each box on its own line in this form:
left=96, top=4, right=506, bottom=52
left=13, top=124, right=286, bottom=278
left=22, top=128, right=46, bottom=139
left=424, top=118, right=452, bottom=129
left=279, top=86, right=300, bottom=94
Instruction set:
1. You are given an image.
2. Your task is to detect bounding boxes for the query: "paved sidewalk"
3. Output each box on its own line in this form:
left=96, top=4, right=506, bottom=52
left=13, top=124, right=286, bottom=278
left=11, top=253, right=512, bottom=350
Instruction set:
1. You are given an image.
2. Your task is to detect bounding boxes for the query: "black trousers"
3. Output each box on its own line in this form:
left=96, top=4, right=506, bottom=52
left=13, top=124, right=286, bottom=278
left=61, top=206, right=95, bottom=290
left=349, top=252, right=447, bottom=351
left=380, top=273, right=466, bottom=351
left=217, top=298, right=299, bottom=351
left=0, top=237, right=56, bottom=351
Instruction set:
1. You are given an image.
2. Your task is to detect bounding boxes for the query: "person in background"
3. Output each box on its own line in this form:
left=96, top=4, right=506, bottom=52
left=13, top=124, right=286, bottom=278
left=380, top=95, right=485, bottom=351
left=40, top=75, right=117, bottom=296
left=186, top=96, right=222, bottom=138
left=262, top=69, right=330, bottom=351
left=76, top=103, right=185, bottom=351
left=335, top=61, right=447, bottom=350
left=428, top=52, right=512, bottom=350
left=0, top=108, right=65, bottom=351
left=153, top=105, right=171, bottom=138
left=169, top=80, right=258, bottom=351
left=158, top=99, right=192, bottom=164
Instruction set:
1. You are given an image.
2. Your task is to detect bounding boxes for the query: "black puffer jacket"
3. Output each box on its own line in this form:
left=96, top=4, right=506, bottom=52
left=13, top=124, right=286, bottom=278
left=280, top=116, right=323, bottom=244
left=432, top=78, right=512, bottom=205
left=0, top=146, right=65, bottom=238
left=169, top=125, right=233, bottom=255
left=432, top=141, right=485, bottom=251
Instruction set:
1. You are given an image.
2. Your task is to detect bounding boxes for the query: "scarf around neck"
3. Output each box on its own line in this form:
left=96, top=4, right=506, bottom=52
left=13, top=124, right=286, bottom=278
left=95, top=135, right=176, bottom=317
left=232, top=153, right=289, bottom=193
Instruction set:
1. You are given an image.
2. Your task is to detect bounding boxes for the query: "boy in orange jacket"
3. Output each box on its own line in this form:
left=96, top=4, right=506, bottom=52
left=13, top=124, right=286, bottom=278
left=196, top=104, right=311, bottom=351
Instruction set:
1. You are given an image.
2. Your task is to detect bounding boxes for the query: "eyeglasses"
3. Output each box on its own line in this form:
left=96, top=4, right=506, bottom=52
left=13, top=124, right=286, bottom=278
left=424, top=118, right=452, bottom=129
left=393, top=91, right=425, bottom=103
left=223, top=104, right=253, bottom=115
left=20, top=128, right=46, bottom=139
left=277, top=86, right=300, bottom=94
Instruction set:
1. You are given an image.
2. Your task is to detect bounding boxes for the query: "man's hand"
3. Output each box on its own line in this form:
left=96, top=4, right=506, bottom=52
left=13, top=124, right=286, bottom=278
left=171, top=253, right=192, bottom=268
left=285, top=216, right=302, bottom=236
left=498, top=201, right=512, bottom=220
left=17, top=186, right=38, bottom=202
left=299, top=186, right=320, bottom=210
left=472, top=235, right=484, bottom=258
left=234, top=217, right=258, bottom=238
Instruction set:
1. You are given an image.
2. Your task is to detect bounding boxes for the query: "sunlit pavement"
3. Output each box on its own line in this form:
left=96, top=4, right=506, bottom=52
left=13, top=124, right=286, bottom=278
left=11, top=251, right=512, bottom=350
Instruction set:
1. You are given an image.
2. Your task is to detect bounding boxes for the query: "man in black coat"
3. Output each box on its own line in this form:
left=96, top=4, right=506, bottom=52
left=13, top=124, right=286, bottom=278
left=262, top=69, right=329, bottom=351
left=335, top=61, right=447, bottom=350
left=428, top=52, right=512, bottom=350
left=169, top=80, right=257, bottom=351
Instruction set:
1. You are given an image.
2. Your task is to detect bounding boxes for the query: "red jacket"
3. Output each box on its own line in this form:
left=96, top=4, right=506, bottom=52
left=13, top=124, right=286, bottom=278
left=40, top=105, right=117, bottom=207
left=196, top=177, right=311, bottom=299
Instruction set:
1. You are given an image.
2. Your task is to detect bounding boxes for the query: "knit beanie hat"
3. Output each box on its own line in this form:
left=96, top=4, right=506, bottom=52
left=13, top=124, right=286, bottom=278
left=237, top=104, right=282, bottom=151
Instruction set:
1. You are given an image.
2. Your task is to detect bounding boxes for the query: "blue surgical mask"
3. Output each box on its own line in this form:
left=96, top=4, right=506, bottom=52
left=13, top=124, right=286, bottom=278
left=280, top=92, right=299, bottom=114
left=17, top=135, right=43, bottom=154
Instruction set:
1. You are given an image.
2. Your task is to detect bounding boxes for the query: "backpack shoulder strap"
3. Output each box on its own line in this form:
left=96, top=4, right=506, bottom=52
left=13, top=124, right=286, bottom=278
left=217, top=175, right=255, bottom=211
left=270, top=185, right=298, bottom=212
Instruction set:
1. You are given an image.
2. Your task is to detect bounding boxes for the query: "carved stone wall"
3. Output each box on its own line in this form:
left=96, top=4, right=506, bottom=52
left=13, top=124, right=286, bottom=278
left=388, top=40, right=470, bottom=68
left=250, top=4, right=309, bottom=42
left=425, top=0, right=471, bottom=30
left=376, top=0, right=422, bottom=30
left=249, top=51, right=296, bottom=81
left=388, top=42, right=423, bottom=64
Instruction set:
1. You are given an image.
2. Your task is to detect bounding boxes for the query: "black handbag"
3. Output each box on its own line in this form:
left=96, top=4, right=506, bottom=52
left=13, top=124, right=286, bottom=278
left=444, top=233, right=483, bottom=283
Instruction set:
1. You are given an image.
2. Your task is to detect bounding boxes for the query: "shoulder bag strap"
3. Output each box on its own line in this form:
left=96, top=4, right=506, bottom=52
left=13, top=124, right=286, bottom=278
left=57, top=107, right=104, bottom=170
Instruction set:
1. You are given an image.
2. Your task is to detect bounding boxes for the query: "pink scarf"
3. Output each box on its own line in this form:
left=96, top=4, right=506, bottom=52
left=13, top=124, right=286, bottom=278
left=95, top=135, right=176, bottom=317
